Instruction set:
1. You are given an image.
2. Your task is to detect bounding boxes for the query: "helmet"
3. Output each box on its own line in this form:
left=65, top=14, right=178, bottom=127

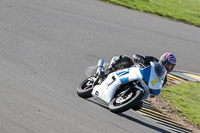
left=159, top=52, right=176, bottom=73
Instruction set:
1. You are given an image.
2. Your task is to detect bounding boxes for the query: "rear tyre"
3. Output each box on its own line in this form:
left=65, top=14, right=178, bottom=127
left=77, top=77, right=95, bottom=98
left=109, top=89, right=144, bottom=113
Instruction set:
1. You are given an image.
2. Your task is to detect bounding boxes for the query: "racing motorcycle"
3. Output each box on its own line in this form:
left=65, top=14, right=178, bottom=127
left=77, top=59, right=166, bottom=113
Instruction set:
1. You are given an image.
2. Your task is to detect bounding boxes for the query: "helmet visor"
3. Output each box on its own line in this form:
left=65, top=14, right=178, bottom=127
left=165, top=62, right=174, bottom=72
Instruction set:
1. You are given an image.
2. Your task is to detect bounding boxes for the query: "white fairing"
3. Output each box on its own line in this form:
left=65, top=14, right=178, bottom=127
left=91, top=62, right=167, bottom=104
left=92, top=67, right=142, bottom=104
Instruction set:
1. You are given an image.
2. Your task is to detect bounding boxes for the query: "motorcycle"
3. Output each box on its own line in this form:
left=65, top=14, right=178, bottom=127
left=77, top=59, right=166, bottom=113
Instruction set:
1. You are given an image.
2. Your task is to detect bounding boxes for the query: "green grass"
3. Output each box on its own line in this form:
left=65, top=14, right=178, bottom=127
left=161, top=82, right=200, bottom=127
left=104, top=0, right=200, bottom=27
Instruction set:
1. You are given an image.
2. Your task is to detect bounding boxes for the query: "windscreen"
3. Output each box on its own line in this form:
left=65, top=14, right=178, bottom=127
left=154, top=62, right=166, bottom=79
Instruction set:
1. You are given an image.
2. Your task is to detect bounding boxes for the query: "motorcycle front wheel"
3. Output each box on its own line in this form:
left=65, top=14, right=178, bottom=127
left=109, top=88, right=144, bottom=113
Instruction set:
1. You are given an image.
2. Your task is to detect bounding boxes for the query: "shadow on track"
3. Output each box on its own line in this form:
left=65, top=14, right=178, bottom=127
left=118, top=113, right=170, bottom=133
left=85, top=98, right=170, bottom=133
left=86, top=98, right=109, bottom=110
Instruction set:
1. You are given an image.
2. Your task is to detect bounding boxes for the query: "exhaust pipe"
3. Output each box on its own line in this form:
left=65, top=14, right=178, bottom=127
left=96, top=59, right=105, bottom=74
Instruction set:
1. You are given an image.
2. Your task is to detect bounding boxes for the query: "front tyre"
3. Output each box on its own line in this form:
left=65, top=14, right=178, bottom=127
left=109, top=89, right=144, bottom=113
left=77, top=76, right=95, bottom=98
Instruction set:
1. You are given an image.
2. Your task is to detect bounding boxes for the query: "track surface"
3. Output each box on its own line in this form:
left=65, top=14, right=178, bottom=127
left=0, top=0, right=200, bottom=133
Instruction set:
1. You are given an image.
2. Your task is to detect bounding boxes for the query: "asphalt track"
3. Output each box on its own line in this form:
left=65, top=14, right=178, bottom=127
left=0, top=0, right=200, bottom=133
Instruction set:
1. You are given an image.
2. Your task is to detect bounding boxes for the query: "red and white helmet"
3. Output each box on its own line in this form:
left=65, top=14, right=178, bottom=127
left=160, top=52, right=176, bottom=73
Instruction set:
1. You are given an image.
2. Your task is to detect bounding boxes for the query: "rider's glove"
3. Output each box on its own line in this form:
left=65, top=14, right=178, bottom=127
left=133, top=55, right=145, bottom=64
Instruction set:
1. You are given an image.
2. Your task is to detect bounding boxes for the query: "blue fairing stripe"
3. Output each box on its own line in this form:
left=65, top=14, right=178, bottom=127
left=120, top=77, right=129, bottom=84
left=150, top=89, right=161, bottom=95
left=139, top=66, right=151, bottom=84
left=117, top=69, right=129, bottom=77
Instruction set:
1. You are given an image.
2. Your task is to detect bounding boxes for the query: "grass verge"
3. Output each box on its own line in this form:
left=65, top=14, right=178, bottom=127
left=103, top=0, right=200, bottom=27
left=161, top=82, right=200, bottom=127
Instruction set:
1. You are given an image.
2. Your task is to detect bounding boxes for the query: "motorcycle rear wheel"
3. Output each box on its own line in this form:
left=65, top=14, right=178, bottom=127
left=109, top=88, right=144, bottom=113
left=77, top=76, right=95, bottom=98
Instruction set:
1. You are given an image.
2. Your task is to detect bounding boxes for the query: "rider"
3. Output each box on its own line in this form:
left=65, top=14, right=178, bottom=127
left=99, top=52, right=177, bottom=110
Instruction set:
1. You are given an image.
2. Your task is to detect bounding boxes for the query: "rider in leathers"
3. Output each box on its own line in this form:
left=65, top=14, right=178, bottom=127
left=99, top=53, right=177, bottom=110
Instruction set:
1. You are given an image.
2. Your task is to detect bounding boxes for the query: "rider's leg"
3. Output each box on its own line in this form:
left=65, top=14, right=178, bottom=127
left=99, top=55, right=134, bottom=78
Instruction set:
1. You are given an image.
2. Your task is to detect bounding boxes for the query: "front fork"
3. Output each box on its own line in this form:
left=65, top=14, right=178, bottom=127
left=121, top=82, right=145, bottom=98
left=121, top=86, right=133, bottom=98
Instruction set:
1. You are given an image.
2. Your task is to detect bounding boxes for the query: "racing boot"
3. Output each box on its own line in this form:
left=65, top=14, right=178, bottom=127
left=98, top=55, right=122, bottom=79
left=98, top=65, right=113, bottom=79
left=132, top=101, right=143, bottom=111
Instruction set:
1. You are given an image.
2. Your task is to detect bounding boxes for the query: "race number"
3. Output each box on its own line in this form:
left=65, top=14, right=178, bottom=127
left=151, top=77, right=159, bottom=87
